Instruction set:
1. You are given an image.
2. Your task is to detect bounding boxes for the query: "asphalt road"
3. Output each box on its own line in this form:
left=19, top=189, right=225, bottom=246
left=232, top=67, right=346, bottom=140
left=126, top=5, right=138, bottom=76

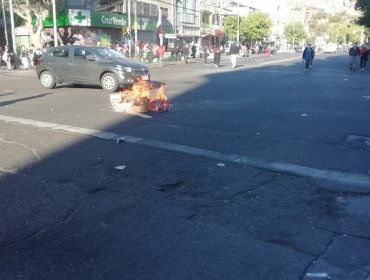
left=0, top=52, right=370, bottom=280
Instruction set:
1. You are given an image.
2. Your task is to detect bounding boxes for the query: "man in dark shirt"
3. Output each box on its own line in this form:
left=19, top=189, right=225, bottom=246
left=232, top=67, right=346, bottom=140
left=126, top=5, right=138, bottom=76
left=229, top=43, right=240, bottom=68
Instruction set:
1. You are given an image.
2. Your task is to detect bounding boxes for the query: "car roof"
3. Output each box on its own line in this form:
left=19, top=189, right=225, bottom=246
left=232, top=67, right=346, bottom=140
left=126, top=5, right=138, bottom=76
left=47, top=45, right=108, bottom=50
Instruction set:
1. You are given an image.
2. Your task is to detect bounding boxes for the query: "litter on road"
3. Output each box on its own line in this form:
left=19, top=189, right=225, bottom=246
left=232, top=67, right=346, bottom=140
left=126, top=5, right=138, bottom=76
left=114, top=165, right=126, bottom=170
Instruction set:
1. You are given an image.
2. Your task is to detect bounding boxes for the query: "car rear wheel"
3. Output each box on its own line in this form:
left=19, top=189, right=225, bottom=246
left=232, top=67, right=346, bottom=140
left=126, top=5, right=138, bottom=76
left=40, top=71, right=56, bottom=89
left=101, top=73, right=119, bottom=93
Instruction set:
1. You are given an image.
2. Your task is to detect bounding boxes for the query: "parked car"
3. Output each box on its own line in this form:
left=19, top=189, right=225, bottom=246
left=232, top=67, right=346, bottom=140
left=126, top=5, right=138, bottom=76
left=36, top=45, right=150, bottom=92
left=322, top=43, right=337, bottom=53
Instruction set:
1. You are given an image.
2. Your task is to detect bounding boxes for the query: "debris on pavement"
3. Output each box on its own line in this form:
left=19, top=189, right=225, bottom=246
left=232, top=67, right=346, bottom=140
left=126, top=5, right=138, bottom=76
left=305, top=272, right=331, bottom=279
left=116, top=137, right=125, bottom=144
left=114, top=165, right=126, bottom=170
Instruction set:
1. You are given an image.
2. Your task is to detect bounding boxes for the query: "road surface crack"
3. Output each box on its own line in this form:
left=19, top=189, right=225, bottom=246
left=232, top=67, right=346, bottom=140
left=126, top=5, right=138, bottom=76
left=300, top=234, right=335, bottom=280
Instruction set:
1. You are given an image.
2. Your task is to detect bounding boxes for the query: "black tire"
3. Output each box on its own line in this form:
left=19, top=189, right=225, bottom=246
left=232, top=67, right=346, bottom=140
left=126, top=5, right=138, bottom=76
left=40, top=71, right=56, bottom=89
left=101, top=73, right=119, bottom=93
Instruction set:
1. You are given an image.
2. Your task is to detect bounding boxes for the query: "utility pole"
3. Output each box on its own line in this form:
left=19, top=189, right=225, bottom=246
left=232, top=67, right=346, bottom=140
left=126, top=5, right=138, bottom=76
left=134, top=0, right=137, bottom=57
left=128, top=0, right=131, bottom=57
left=9, top=0, right=16, bottom=53
left=1, top=0, right=8, bottom=47
left=236, top=0, right=239, bottom=43
left=52, top=0, right=58, bottom=46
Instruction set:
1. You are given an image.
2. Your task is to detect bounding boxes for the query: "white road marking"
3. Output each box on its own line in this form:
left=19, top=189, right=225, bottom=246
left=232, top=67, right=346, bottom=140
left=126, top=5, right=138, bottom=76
left=1, top=114, right=370, bottom=189
left=261, top=57, right=300, bottom=65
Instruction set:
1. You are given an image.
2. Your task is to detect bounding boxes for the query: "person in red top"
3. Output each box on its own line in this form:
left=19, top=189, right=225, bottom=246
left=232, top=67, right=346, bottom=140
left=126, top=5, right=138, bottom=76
left=156, top=45, right=165, bottom=66
left=212, top=45, right=221, bottom=68
left=359, top=44, right=369, bottom=72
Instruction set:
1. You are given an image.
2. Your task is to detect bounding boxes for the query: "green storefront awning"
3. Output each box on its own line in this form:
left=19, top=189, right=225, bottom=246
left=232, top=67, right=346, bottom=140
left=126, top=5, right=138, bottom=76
left=34, top=9, right=173, bottom=33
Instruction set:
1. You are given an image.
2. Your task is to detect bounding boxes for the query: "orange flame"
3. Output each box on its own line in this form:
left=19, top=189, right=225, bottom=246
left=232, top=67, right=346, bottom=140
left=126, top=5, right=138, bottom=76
left=119, top=81, right=168, bottom=107
left=152, top=83, right=167, bottom=101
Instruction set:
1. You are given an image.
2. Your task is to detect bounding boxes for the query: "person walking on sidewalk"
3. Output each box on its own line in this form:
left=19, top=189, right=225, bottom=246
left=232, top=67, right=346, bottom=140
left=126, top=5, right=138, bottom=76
left=203, top=45, right=209, bottom=64
left=212, top=45, right=221, bottom=68
left=156, top=45, right=165, bottom=67
left=182, top=45, right=189, bottom=63
left=349, top=43, right=360, bottom=71
left=229, top=42, right=240, bottom=68
left=2, top=46, right=12, bottom=70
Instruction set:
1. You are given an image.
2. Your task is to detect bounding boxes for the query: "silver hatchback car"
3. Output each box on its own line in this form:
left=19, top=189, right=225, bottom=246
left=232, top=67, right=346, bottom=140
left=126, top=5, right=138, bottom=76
left=36, top=45, right=150, bottom=92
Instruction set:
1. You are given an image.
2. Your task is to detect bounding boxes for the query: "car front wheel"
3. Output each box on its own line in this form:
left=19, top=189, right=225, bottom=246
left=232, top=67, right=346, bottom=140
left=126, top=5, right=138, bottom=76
left=101, top=73, right=119, bottom=93
left=40, top=71, right=56, bottom=89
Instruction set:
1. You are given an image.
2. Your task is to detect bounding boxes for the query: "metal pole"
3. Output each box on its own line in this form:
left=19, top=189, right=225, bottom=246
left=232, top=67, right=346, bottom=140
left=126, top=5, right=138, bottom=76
left=173, top=0, right=176, bottom=35
left=128, top=0, right=131, bottom=57
left=236, top=1, right=239, bottom=42
left=1, top=0, right=8, bottom=47
left=134, top=0, right=137, bottom=57
left=52, top=0, right=58, bottom=46
left=9, top=0, right=16, bottom=54
left=292, top=21, right=295, bottom=47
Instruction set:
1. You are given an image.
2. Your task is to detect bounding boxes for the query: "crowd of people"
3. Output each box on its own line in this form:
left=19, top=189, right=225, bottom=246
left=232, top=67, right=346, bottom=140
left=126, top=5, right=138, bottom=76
left=348, top=42, right=370, bottom=72
left=300, top=42, right=370, bottom=73
left=1, top=45, right=43, bottom=71
left=2, top=40, right=370, bottom=73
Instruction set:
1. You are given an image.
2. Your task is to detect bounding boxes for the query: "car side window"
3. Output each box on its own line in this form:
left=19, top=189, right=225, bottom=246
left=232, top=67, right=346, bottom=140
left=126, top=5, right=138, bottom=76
left=50, top=48, right=69, bottom=58
left=74, top=48, right=93, bottom=59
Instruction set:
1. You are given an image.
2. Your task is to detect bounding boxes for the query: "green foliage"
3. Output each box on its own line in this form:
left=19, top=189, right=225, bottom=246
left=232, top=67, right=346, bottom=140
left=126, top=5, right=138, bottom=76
left=240, top=12, right=273, bottom=42
left=224, top=12, right=273, bottom=42
left=283, top=21, right=307, bottom=44
left=356, top=0, right=370, bottom=27
left=306, top=8, right=363, bottom=44
left=223, top=15, right=238, bottom=40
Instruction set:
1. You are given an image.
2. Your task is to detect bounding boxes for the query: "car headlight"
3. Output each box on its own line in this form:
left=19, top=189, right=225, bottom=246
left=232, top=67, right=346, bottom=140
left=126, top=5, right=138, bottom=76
left=115, top=65, right=123, bottom=71
left=115, top=65, right=132, bottom=72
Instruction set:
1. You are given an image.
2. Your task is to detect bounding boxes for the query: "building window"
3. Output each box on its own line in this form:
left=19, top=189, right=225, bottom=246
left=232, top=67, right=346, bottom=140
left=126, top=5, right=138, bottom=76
left=67, top=0, right=85, bottom=9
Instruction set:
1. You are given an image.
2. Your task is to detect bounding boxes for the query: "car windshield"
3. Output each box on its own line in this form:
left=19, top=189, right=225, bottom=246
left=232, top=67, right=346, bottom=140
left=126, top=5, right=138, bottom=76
left=95, top=48, right=125, bottom=59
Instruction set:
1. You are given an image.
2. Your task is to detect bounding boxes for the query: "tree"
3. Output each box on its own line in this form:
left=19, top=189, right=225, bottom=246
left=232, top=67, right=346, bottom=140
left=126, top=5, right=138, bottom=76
left=283, top=21, right=307, bottom=45
left=11, top=0, right=53, bottom=49
left=356, top=0, right=370, bottom=28
left=240, top=11, right=273, bottom=42
left=223, top=15, right=238, bottom=41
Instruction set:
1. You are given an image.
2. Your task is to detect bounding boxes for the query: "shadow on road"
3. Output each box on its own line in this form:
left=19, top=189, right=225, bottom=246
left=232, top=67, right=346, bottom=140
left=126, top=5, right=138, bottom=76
left=0, top=53, right=370, bottom=280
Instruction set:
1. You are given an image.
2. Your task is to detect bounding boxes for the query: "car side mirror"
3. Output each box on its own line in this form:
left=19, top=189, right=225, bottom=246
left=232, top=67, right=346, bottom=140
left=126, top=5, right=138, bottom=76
left=86, top=55, right=96, bottom=61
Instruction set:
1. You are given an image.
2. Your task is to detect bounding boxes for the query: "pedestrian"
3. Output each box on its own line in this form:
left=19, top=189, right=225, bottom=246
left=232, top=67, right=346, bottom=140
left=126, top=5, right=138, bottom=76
left=191, top=44, right=196, bottom=59
left=212, top=45, right=221, bottom=68
left=349, top=43, right=360, bottom=71
left=20, top=46, right=29, bottom=70
left=302, top=43, right=314, bottom=72
left=203, top=45, right=209, bottom=64
left=182, top=45, right=189, bottom=63
left=229, top=42, right=240, bottom=68
left=2, top=46, right=12, bottom=70
left=265, top=46, right=270, bottom=56
left=359, top=44, right=369, bottom=72
left=156, top=45, right=165, bottom=67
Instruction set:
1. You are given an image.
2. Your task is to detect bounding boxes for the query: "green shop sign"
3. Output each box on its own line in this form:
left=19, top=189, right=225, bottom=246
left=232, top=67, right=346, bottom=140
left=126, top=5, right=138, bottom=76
left=33, top=10, right=70, bottom=27
left=91, top=11, right=128, bottom=29
left=33, top=9, right=172, bottom=33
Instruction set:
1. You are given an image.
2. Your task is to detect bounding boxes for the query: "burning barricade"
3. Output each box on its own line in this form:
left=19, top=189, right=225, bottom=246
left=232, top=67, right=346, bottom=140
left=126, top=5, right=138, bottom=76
left=110, top=81, right=168, bottom=113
